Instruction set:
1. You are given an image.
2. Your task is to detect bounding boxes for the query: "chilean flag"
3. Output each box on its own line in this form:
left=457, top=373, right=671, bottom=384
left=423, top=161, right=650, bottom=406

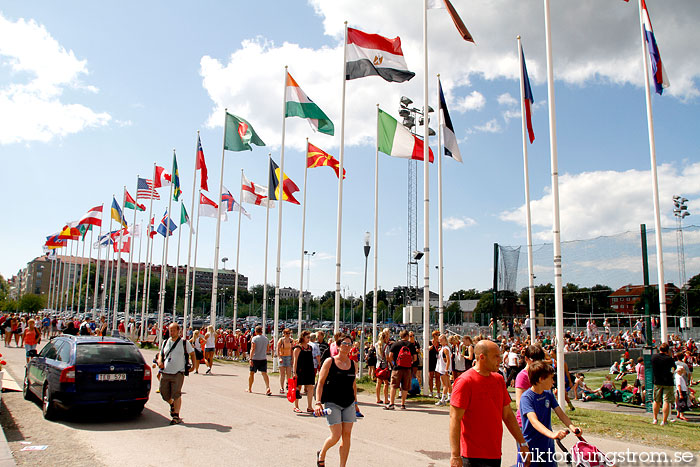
left=521, top=48, right=535, bottom=144
left=196, top=134, right=209, bottom=191
left=640, top=0, right=670, bottom=95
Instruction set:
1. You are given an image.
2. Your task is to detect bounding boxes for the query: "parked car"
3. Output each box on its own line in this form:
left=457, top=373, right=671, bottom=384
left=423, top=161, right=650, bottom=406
left=23, top=335, right=151, bottom=420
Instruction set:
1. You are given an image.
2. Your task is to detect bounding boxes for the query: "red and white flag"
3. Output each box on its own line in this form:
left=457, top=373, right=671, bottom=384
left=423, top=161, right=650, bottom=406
left=78, top=205, right=103, bottom=227
left=199, top=193, right=227, bottom=220
left=346, top=28, right=415, bottom=83
left=241, top=172, right=274, bottom=207
left=154, top=166, right=172, bottom=188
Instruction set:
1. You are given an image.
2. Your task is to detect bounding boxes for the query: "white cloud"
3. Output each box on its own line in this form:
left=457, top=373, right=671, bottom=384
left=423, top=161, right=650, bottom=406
left=443, top=216, right=477, bottom=230
left=0, top=13, right=110, bottom=144
left=497, top=93, right=517, bottom=106
left=200, top=1, right=700, bottom=151
left=454, top=91, right=485, bottom=112
left=474, top=119, right=502, bottom=133
left=499, top=161, right=700, bottom=241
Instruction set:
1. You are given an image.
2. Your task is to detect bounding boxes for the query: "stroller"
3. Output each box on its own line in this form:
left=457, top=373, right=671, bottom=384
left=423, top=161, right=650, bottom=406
left=556, top=431, right=615, bottom=467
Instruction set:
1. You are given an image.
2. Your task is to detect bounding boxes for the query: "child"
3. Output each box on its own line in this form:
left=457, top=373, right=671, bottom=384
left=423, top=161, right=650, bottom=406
left=519, top=361, right=581, bottom=467
left=675, top=366, right=689, bottom=422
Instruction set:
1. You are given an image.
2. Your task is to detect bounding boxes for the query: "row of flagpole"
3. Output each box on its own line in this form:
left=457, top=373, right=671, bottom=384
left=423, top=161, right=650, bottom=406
left=39, top=0, right=671, bottom=388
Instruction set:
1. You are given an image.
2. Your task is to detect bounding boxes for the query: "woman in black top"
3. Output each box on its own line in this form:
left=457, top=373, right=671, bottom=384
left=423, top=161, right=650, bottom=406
left=314, top=335, right=357, bottom=467
left=292, top=330, right=316, bottom=413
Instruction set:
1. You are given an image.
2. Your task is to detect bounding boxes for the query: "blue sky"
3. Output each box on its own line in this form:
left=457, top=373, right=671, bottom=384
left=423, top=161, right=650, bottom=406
left=1, top=0, right=699, bottom=300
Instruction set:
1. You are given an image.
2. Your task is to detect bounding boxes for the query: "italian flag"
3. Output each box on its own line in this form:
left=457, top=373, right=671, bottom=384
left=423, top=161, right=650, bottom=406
left=377, top=109, right=434, bottom=162
left=285, top=72, right=334, bottom=136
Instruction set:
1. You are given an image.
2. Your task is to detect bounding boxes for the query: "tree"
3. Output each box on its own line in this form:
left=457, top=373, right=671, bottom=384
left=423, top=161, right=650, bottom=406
left=449, top=289, right=481, bottom=300
left=473, top=292, right=495, bottom=325
left=19, top=294, right=45, bottom=314
left=445, top=301, right=462, bottom=324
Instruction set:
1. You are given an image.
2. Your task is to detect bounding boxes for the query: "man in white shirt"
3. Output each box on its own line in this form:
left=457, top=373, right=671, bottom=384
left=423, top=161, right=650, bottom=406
left=157, top=323, right=195, bottom=425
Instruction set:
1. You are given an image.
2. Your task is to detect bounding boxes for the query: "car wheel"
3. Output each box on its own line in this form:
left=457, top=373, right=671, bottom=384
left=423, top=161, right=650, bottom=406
left=22, top=372, right=34, bottom=401
left=42, top=384, right=58, bottom=420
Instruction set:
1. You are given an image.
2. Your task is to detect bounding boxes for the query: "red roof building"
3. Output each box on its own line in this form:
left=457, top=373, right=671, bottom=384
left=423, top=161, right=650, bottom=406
left=608, top=283, right=679, bottom=314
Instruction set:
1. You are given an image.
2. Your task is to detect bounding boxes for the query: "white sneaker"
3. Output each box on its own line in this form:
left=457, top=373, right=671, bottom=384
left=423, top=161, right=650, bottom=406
left=435, top=399, right=445, bottom=406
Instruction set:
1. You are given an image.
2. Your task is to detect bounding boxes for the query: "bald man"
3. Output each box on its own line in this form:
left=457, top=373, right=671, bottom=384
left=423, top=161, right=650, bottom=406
left=157, top=323, right=196, bottom=425
left=449, top=339, right=530, bottom=467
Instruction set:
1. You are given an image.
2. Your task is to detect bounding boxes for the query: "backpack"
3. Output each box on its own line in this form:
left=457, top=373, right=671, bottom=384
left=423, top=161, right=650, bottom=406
left=396, top=345, right=413, bottom=368
left=365, top=346, right=377, bottom=366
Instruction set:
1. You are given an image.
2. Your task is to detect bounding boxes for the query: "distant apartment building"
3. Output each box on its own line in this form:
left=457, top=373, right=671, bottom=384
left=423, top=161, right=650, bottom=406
left=608, top=283, right=679, bottom=313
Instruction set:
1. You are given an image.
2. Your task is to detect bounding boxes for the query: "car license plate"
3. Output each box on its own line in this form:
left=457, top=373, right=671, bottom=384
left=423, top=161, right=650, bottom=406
left=96, top=373, right=126, bottom=382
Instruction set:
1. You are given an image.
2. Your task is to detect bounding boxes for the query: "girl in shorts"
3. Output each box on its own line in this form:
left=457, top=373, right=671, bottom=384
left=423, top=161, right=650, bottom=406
left=314, top=335, right=357, bottom=467
left=434, top=334, right=452, bottom=406
left=203, top=325, right=215, bottom=375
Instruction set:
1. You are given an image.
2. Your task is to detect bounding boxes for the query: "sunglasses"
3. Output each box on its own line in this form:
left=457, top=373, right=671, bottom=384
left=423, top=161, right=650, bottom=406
left=340, top=342, right=352, bottom=347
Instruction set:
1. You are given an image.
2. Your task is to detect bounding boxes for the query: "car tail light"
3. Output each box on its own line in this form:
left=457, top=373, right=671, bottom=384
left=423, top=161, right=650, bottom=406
left=60, top=366, right=76, bottom=383
left=143, top=364, right=151, bottom=381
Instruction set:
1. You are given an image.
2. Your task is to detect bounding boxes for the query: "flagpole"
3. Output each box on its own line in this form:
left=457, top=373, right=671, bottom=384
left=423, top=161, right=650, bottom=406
left=637, top=0, right=667, bottom=343
left=298, top=140, right=309, bottom=339
left=141, top=164, right=156, bottom=340
left=47, top=251, right=55, bottom=310
left=373, top=105, right=380, bottom=346
left=57, top=249, right=65, bottom=312
left=93, top=205, right=104, bottom=311
left=421, top=0, right=431, bottom=396
left=184, top=132, right=200, bottom=334
left=144, top=229, right=156, bottom=340
left=107, top=232, right=117, bottom=321
left=134, top=219, right=143, bottom=339
left=190, top=189, right=202, bottom=322
left=124, top=177, right=140, bottom=335
left=69, top=237, right=78, bottom=312
left=84, top=227, right=93, bottom=313
left=273, top=65, right=289, bottom=373
left=113, top=187, right=127, bottom=333
left=158, top=150, right=176, bottom=345
left=334, top=21, right=349, bottom=335
left=262, top=161, right=272, bottom=336
left=172, top=201, right=183, bottom=320
left=544, top=0, right=566, bottom=408
left=103, top=202, right=114, bottom=316
left=518, top=37, right=537, bottom=345
left=437, top=74, right=444, bottom=335
left=77, top=232, right=86, bottom=313
left=211, top=109, right=228, bottom=330
left=233, top=170, right=244, bottom=333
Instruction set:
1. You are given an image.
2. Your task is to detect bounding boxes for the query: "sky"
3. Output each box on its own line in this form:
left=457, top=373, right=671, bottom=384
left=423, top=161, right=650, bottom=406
left=1, top=0, right=699, bottom=301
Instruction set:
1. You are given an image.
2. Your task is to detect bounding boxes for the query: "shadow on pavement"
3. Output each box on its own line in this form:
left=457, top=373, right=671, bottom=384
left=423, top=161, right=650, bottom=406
left=0, top=400, right=26, bottom=442
left=180, top=421, right=232, bottom=432
left=58, top=407, right=171, bottom=431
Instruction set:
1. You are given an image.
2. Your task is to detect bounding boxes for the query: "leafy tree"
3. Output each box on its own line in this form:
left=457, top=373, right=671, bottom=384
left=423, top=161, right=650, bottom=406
left=449, top=288, right=481, bottom=300
left=473, top=292, right=495, bottom=325
left=19, top=294, right=45, bottom=313
left=445, top=301, right=462, bottom=324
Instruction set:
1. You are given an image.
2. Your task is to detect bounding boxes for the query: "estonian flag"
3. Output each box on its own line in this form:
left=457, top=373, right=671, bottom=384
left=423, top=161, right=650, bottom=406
left=438, top=79, right=462, bottom=162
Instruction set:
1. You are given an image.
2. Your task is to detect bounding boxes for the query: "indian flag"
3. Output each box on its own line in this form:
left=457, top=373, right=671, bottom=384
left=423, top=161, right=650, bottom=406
left=284, top=72, right=334, bottom=136
left=377, top=109, right=434, bottom=162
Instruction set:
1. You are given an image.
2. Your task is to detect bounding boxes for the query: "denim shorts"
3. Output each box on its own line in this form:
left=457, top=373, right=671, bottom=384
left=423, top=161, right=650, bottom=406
left=25, top=344, right=37, bottom=358
left=279, top=355, right=292, bottom=367
left=324, top=402, right=356, bottom=426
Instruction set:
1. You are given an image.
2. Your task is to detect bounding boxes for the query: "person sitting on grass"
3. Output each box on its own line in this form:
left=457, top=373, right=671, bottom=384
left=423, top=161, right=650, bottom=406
left=581, top=375, right=617, bottom=402
left=609, top=361, right=623, bottom=380
left=519, top=361, right=581, bottom=467
left=571, top=373, right=592, bottom=400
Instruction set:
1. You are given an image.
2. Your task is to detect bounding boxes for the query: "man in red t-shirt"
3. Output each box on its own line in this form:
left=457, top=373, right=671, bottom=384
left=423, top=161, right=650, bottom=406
left=449, top=339, right=530, bottom=467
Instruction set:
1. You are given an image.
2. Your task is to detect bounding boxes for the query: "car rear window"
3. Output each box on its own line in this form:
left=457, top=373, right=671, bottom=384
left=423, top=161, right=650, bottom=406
left=76, top=343, right=143, bottom=365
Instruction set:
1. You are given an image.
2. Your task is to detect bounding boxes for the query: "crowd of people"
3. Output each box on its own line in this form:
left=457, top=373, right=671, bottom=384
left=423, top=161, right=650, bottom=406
left=4, top=310, right=699, bottom=466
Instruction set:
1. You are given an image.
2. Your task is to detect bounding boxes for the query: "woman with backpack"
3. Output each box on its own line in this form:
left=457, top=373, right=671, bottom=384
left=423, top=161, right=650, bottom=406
left=435, top=334, right=452, bottom=406
left=364, top=342, right=377, bottom=381
left=314, top=334, right=358, bottom=467
left=374, top=329, right=390, bottom=404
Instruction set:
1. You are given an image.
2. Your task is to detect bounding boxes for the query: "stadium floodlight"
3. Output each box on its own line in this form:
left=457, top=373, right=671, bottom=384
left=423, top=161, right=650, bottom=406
left=399, top=108, right=411, bottom=118
left=412, top=250, right=424, bottom=261
left=400, top=96, right=413, bottom=107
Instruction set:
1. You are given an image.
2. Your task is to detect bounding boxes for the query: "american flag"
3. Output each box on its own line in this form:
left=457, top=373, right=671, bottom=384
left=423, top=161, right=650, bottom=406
left=137, top=178, right=160, bottom=200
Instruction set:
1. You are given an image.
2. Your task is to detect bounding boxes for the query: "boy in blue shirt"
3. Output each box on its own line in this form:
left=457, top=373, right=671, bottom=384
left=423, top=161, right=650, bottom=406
left=519, top=361, right=581, bottom=467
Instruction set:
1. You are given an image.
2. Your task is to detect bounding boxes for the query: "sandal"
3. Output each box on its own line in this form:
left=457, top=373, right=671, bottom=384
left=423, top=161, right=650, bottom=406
left=317, top=450, right=325, bottom=466
left=307, top=408, right=315, bottom=413
left=383, top=404, right=395, bottom=410
left=376, top=400, right=383, bottom=404
left=266, top=389, right=272, bottom=396
left=293, top=407, right=302, bottom=413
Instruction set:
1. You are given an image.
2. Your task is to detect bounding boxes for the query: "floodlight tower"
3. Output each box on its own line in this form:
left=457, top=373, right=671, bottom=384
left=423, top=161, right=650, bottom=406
left=673, top=195, right=690, bottom=333
left=399, top=97, right=434, bottom=306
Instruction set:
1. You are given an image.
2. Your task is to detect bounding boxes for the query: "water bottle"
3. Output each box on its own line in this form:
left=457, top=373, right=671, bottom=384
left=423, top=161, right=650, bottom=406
left=313, top=408, right=333, bottom=417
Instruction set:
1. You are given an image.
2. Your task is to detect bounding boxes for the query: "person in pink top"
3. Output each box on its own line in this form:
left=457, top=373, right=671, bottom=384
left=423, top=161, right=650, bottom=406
left=514, top=344, right=546, bottom=428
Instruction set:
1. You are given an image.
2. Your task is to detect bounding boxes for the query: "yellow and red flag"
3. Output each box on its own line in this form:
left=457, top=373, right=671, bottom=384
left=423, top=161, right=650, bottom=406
left=306, top=142, right=346, bottom=179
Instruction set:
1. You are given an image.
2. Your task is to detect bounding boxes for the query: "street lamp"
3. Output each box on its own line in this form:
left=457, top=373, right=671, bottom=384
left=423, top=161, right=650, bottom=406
left=360, top=232, right=371, bottom=378
left=673, top=195, right=690, bottom=334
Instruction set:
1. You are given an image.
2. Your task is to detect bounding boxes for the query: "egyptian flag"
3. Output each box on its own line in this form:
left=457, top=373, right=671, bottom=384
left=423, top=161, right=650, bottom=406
left=268, top=159, right=300, bottom=205
left=346, top=28, right=415, bottom=83
left=438, top=78, right=462, bottom=162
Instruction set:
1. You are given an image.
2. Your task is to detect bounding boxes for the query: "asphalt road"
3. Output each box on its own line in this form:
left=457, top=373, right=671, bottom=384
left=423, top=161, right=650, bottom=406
left=0, top=343, right=686, bottom=466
